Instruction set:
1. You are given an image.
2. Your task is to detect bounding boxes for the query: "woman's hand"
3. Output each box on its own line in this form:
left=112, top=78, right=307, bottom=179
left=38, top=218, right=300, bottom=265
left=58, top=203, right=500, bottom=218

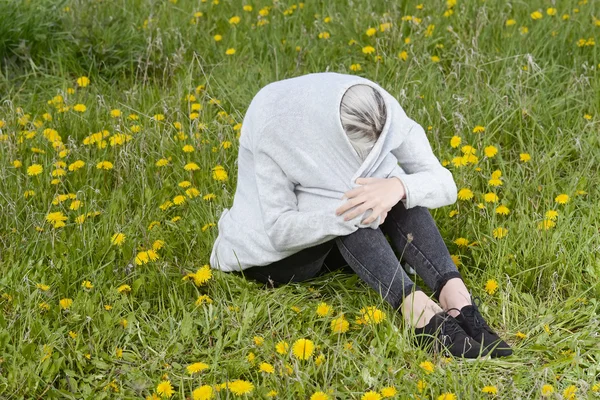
left=335, top=177, right=406, bottom=225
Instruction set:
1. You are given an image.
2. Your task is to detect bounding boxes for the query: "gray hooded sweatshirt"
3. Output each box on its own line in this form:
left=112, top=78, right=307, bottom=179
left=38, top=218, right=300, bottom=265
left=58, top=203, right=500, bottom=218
left=209, top=72, right=457, bottom=272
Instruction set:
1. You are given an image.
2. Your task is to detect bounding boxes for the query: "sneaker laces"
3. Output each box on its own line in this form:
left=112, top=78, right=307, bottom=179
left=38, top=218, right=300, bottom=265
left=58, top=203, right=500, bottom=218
left=470, top=295, right=493, bottom=333
left=439, top=313, right=465, bottom=342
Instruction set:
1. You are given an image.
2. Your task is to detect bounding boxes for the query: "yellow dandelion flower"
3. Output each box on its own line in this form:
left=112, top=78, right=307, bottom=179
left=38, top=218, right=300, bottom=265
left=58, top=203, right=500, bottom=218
left=484, top=145, right=498, bottom=157
left=110, top=109, right=122, bottom=118
left=485, top=279, right=499, bottom=295
left=562, top=385, right=577, bottom=400
left=362, top=45, right=375, bottom=54
left=81, top=280, right=93, bottom=289
left=96, top=161, right=114, bottom=170
left=184, top=162, right=200, bottom=171
left=538, top=219, right=556, bottom=230
left=117, top=284, right=131, bottom=294
left=59, top=298, right=73, bottom=309
left=457, top=188, right=474, bottom=200
left=73, top=104, right=87, bottom=112
left=330, top=316, right=349, bottom=333
left=495, top=205, right=510, bottom=215
left=438, top=393, right=457, bottom=400
left=531, top=11, right=543, bottom=20
left=419, top=360, right=435, bottom=374
left=192, top=385, right=213, bottom=400
left=27, top=164, right=43, bottom=176
left=380, top=386, right=397, bottom=398
left=111, top=233, right=126, bottom=246
left=541, top=384, right=554, bottom=396
left=515, top=331, right=527, bottom=339
left=520, top=153, right=531, bottom=162
left=554, top=194, right=569, bottom=204
left=275, top=340, right=289, bottom=354
left=292, top=338, right=315, bottom=360
left=316, top=302, right=332, bottom=317
left=225, top=48, right=236, bottom=55
left=454, top=238, right=470, bottom=247
left=361, top=391, right=381, bottom=400
left=450, top=135, right=461, bottom=148
left=173, top=195, right=186, bottom=205
left=310, top=392, right=330, bottom=400
left=253, top=336, right=264, bottom=346
left=156, top=380, right=174, bottom=398
left=76, top=76, right=90, bottom=87
left=482, top=386, right=497, bottom=395
left=187, top=362, right=209, bottom=374
left=484, top=192, right=499, bottom=203
left=227, top=379, right=254, bottom=396
left=193, top=265, right=212, bottom=286
left=259, top=362, right=275, bottom=374
left=212, top=165, right=228, bottom=181
left=493, top=227, right=508, bottom=239
left=472, top=125, right=485, bottom=133
left=360, top=306, right=386, bottom=324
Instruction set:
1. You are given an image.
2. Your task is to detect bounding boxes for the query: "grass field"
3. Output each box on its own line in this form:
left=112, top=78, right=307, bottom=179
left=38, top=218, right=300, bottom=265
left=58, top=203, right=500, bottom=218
left=1, top=0, right=600, bottom=398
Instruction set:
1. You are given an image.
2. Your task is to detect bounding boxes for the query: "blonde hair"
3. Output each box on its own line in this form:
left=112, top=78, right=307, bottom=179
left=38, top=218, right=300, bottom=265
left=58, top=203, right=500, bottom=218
left=340, top=84, right=387, bottom=161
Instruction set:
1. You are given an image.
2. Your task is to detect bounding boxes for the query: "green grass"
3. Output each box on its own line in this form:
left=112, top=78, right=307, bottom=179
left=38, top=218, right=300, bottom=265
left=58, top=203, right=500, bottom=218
left=0, top=0, right=599, bottom=398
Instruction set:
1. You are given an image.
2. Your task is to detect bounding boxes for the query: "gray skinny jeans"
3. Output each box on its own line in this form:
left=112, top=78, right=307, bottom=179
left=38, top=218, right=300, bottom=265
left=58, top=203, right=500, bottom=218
left=241, top=201, right=463, bottom=310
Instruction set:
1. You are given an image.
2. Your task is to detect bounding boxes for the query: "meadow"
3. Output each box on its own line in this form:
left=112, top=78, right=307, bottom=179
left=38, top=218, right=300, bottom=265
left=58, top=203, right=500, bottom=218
left=0, top=0, right=599, bottom=398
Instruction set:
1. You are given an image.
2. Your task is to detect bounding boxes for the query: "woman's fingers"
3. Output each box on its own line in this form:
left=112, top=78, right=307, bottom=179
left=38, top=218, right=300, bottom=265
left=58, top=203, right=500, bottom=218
left=379, top=211, right=388, bottom=225
left=343, top=200, right=375, bottom=221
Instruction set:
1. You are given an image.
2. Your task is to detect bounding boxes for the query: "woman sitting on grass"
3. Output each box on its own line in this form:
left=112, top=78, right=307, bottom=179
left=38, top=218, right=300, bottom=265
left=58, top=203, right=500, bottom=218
left=209, top=72, right=512, bottom=359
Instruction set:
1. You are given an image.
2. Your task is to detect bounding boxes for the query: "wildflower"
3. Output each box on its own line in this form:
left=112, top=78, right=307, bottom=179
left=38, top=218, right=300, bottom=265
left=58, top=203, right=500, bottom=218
left=380, top=387, right=397, bottom=398
left=192, top=385, right=213, bottom=400
left=156, top=380, right=174, bottom=398
left=111, top=233, right=126, bottom=246
left=46, top=212, right=68, bottom=228
left=485, top=279, right=499, bottom=295
left=484, top=193, right=499, bottom=203
left=225, top=48, right=236, bottom=55
left=37, top=283, right=50, bottom=291
left=152, top=114, right=165, bottom=121
left=538, top=219, right=556, bottom=230
left=213, top=34, right=222, bottom=41
left=227, top=379, right=254, bottom=396
left=398, top=51, right=408, bottom=61
left=77, top=76, right=90, bottom=87
left=495, top=205, right=510, bottom=215
left=362, top=45, right=375, bottom=54
left=562, top=385, right=577, bottom=400
left=451, top=255, right=461, bottom=267
left=541, top=385, right=554, bottom=396
left=195, top=295, right=213, bottom=305
left=253, top=336, right=264, bottom=346
left=438, top=394, right=457, bottom=400
left=110, top=109, right=122, bottom=118
left=330, top=316, right=349, bottom=333
left=82, top=280, right=93, bottom=289
left=450, top=135, right=461, bottom=148
left=259, top=362, right=275, bottom=373
left=515, top=331, right=527, bottom=339
left=506, top=19, right=516, bottom=26
left=68, top=160, right=85, bottom=171
left=117, top=284, right=131, bottom=294
left=246, top=352, right=255, bottom=363
left=482, top=386, right=497, bottom=395
left=431, top=55, right=440, bottom=63
left=419, top=360, right=435, bottom=373
left=27, top=164, right=43, bottom=176
left=59, top=298, right=73, bottom=309
left=316, top=302, right=332, bottom=317
left=360, top=306, right=386, bottom=324
left=135, top=251, right=150, bottom=265
left=203, top=193, right=216, bottom=201
left=193, top=265, right=212, bottom=285
left=531, top=11, right=543, bottom=20
left=366, top=27, right=377, bottom=36
left=275, top=340, right=289, bottom=354
left=184, top=162, right=200, bottom=171
left=96, top=161, right=114, bottom=170
left=212, top=165, right=228, bottom=181
left=520, top=153, right=531, bottom=162
left=73, top=104, right=87, bottom=112
left=361, top=391, right=382, bottom=400
left=187, top=362, right=209, bottom=374
left=493, top=227, right=508, bottom=239
left=417, top=380, right=427, bottom=393
left=457, top=188, right=474, bottom=200
left=292, top=338, right=315, bottom=360
left=310, top=392, right=330, bottom=400
left=173, top=195, right=186, bottom=205
left=555, top=194, right=569, bottom=204
left=229, top=15, right=240, bottom=24
left=454, top=238, right=470, bottom=247
left=156, top=158, right=169, bottom=167
left=472, top=125, right=485, bottom=133
left=484, top=145, right=498, bottom=157
left=449, top=209, right=459, bottom=217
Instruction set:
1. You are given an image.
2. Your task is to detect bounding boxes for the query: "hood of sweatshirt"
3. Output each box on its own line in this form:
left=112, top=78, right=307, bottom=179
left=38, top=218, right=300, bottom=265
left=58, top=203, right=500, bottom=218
left=240, top=71, right=412, bottom=228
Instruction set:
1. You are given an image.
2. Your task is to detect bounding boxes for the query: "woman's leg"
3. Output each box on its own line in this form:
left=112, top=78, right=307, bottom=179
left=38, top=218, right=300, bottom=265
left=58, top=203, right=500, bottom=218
left=334, top=227, right=444, bottom=327
left=379, top=201, right=471, bottom=315
left=240, top=239, right=337, bottom=288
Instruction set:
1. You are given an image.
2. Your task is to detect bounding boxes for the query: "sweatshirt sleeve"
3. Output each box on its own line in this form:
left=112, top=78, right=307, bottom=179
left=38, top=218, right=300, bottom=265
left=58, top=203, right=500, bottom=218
left=253, top=148, right=359, bottom=253
left=386, top=122, right=457, bottom=209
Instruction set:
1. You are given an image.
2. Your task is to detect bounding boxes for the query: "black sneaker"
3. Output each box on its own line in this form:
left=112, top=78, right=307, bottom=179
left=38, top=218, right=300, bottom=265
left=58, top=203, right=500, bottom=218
left=453, top=296, right=513, bottom=358
left=413, top=311, right=487, bottom=359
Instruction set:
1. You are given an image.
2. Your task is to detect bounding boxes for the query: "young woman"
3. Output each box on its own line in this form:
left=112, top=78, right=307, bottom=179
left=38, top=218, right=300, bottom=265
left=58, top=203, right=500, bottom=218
left=209, top=72, right=512, bottom=359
